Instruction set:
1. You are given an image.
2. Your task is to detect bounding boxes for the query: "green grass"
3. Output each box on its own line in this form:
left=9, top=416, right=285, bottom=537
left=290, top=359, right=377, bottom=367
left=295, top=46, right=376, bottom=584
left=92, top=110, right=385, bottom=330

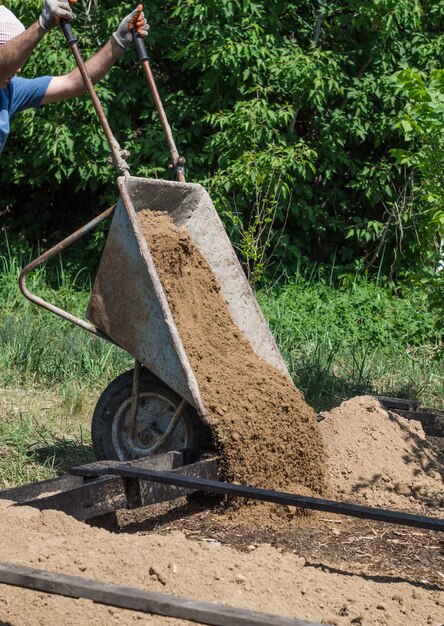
left=0, top=248, right=127, bottom=486
left=0, top=388, right=95, bottom=488
left=0, top=247, right=443, bottom=486
left=0, top=247, right=132, bottom=389
left=259, top=277, right=444, bottom=411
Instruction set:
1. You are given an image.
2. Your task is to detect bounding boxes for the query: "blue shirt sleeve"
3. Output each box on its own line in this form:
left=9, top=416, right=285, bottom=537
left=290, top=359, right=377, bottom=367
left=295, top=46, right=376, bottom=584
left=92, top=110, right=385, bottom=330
left=9, top=76, right=52, bottom=116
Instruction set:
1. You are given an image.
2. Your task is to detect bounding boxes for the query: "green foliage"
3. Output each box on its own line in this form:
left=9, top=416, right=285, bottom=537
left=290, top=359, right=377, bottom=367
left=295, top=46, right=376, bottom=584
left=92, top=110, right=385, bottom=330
left=167, top=0, right=444, bottom=275
left=1, top=247, right=442, bottom=415
left=391, top=68, right=444, bottom=323
left=1, top=0, right=444, bottom=280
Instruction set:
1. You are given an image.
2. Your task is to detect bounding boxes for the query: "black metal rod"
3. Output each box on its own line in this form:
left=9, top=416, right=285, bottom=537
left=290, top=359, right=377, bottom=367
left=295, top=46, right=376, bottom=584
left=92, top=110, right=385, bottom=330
left=108, top=466, right=444, bottom=532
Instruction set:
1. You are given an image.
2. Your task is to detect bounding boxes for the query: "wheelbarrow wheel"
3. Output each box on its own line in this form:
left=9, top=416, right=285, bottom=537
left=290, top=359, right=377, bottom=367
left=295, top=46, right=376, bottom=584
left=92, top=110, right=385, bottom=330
left=91, top=368, right=207, bottom=461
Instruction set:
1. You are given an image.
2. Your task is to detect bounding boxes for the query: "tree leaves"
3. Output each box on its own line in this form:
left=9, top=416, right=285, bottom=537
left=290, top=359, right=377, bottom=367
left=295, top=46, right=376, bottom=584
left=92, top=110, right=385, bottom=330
left=1, top=0, right=444, bottom=282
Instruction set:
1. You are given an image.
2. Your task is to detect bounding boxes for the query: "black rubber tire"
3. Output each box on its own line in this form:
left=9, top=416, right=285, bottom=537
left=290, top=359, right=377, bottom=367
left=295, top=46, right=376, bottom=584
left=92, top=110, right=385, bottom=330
left=91, top=368, right=208, bottom=461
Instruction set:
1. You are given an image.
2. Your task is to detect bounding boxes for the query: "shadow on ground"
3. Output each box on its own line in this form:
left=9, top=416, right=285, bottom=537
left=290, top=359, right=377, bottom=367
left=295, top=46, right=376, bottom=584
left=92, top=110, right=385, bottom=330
left=295, top=364, right=424, bottom=413
left=30, top=438, right=95, bottom=475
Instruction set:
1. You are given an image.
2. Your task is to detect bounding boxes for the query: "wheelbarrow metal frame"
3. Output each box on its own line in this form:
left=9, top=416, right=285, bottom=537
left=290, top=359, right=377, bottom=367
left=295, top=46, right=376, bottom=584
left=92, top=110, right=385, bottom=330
left=19, top=205, right=116, bottom=340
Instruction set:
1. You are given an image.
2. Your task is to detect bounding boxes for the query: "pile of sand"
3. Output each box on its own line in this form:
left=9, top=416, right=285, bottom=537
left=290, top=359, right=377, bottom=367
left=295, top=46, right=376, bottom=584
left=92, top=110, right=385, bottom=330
left=319, top=396, right=444, bottom=514
left=137, top=211, right=327, bottom=504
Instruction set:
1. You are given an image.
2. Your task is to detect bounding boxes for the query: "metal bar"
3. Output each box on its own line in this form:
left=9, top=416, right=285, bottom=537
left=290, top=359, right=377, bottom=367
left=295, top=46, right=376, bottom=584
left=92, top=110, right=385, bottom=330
left=125, top=364, right=189, bottom=457
left=18, top=205, right=115, bottom=338
left=140, top=61, right=186, bottom=182
left=60, top=21, right=129, bottom=177
left=127, top=359, right=142, bottom=455
left=108, top=466, right=444, bottom=532
left=131, top=30, right=185, bottom=181
left=0, top=562, right=320, bottom=626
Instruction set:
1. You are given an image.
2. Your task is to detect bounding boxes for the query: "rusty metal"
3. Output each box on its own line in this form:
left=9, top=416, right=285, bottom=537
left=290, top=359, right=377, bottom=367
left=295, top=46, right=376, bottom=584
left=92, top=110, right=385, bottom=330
left=126, top=358, right=142, bottom=457
left=131, top=30, right=185, bottom=182
left=19, top=206, right=115, bottom=338
left=60, top=21, right=129, bottom=177
left=143, top=398, right=188, bottom=455
left=119, top=392, right=189, bottom=460
left=86, top=176, right=290, bottom=408
left=140, top=61, right=186, bottom=182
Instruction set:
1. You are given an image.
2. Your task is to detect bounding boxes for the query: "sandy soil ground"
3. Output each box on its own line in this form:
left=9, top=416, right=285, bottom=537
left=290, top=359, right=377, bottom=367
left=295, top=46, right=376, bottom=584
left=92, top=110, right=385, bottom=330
left=0, top=395, right=442, bottom=626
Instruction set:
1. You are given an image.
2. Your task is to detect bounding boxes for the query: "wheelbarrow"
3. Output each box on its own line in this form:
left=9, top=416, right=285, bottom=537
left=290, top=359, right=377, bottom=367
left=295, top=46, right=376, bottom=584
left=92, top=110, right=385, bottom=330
left=19, top=17, right=290, bottom=461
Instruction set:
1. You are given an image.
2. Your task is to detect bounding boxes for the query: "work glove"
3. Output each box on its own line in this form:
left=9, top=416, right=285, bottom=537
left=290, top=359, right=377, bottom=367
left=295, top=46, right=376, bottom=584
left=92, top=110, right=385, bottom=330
left=39, top=0, right=76, bottom=31
left=112, top=4, right=148, bottom=50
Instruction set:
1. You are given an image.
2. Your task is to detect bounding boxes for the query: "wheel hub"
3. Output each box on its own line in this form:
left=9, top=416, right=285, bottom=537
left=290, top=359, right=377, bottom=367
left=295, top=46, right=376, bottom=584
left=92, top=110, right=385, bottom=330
left=111, top=392, right=188, bottom=460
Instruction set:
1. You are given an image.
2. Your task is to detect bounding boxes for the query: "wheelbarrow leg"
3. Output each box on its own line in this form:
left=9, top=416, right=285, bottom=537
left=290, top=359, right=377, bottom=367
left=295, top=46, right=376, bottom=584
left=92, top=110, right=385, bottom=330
left=126, top=361, right=189, bottom=459
left=127, top=359, right=143, bottom=456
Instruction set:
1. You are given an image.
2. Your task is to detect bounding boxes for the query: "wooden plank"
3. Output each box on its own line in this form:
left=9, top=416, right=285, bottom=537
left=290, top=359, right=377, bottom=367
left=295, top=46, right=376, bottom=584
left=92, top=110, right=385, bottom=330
left=0, top=455, right=218, bottom=521
left=0, top=474, right=83, bottom=504
left=69, top=460, right=129, bottom=477
left=391, top=409, right=444, bottom=437
left=135, top=457, right=219, bottom=507
left=0, top=562, right=320, bottom=626
left=70, top=454, right=219, bottom=510
left=375, top=395, right=421, bottom=411
left=70, top=451, right=184, bottom=478
left=21, top=476, right=127, bottom=521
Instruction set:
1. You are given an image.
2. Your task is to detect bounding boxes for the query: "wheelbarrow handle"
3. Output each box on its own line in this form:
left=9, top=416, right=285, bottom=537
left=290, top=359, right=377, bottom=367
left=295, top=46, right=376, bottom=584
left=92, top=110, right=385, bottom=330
left=132, top=28, right=149, bottom=62
left=131, top=28, right=186, bottom=182
left=60, top=19, right=77, bottom=46
left=58, top=18, right=129, bottom=177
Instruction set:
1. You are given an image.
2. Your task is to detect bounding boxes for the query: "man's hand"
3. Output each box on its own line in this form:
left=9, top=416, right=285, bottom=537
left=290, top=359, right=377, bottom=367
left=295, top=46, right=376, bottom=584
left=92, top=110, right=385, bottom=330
left=39, top=0, right=76, bottom=31
left=112, top=4, right=148, bottom=50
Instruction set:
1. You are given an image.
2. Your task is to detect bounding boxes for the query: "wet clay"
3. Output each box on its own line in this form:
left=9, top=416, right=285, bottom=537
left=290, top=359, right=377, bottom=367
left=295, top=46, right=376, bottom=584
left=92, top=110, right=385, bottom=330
left=136, top=210, right=327, bottom=520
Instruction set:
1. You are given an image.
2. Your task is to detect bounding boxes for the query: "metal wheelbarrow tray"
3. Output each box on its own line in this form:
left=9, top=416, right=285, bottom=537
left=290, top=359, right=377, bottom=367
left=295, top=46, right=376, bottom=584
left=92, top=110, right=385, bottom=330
left=86, top=174, right=290, bottom=461
left=20, top=175, right=288, bottom=462
left=87, top=175, right=289, bottom=417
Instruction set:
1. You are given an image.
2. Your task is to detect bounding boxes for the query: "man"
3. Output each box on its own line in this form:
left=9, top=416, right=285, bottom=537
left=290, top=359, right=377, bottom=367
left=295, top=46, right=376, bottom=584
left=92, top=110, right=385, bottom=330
left=0, top=1, right=148, bottom=154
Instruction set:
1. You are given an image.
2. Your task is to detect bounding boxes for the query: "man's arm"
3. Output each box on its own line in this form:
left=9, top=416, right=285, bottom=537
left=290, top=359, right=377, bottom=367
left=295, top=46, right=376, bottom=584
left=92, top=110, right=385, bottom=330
left=42, top=5, right=148, bottom=104
left=0, top=22, right=46, bottom=83
left=42, top=37, right=123, bottom=103
left=0, top=1, right=75, bottom=83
